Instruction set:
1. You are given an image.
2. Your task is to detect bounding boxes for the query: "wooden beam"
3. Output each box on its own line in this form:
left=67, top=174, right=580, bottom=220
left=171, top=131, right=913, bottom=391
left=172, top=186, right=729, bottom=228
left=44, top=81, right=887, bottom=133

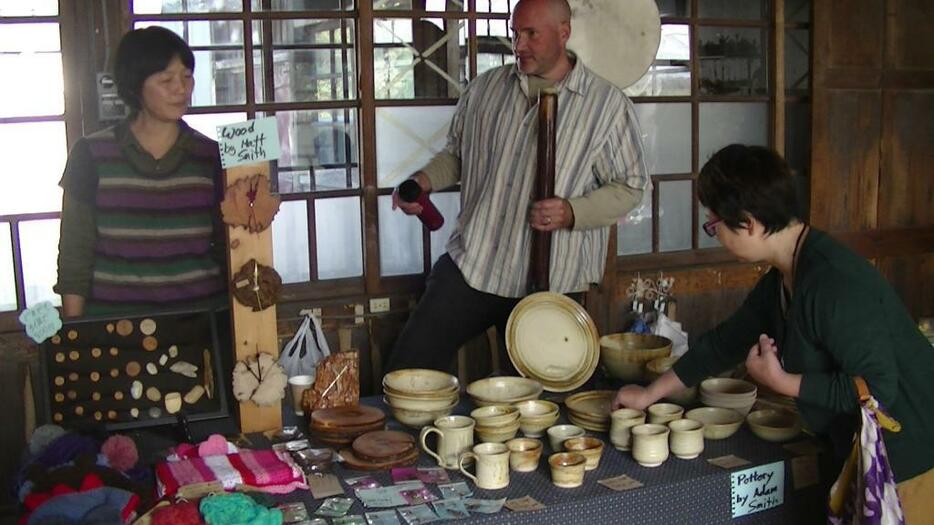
left=226, top=162, right=281, bottom=433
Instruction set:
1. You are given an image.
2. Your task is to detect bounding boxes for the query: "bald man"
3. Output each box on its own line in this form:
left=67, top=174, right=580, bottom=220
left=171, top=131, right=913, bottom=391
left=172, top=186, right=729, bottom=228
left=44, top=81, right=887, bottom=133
left=388, top=0, right=648, bottom=374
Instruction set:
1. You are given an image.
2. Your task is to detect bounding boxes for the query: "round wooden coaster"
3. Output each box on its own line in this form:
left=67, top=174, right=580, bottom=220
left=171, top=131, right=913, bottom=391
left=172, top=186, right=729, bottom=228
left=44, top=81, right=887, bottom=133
left=109, top=347, right=119, bottom=357
left=125, top=361, right=141, bottom=377
left=54, top=376, right=64, bottom=386
left=90, top=371, right=100, bottom=382
left=311, top=419, right=386, bottom=437
left=68, top=351, right=79, bottom=361
left=311, top=405, right=385, bottom=429
left=116, top=320, right=134, bottom=336
left=91, top=392, right=101, bottom=401
left=351, top=430, right=415, bottom=463
left=67, top=329, right=78, bottom=341
left=339, top=446, right=419, bottom=471
left=139, top=318, right=157, bottom=336
left=91, top=347, right=102, bottom=358
left=55, top=353, right=65, bottom=363
left=142, top=336, right=158, bottom=352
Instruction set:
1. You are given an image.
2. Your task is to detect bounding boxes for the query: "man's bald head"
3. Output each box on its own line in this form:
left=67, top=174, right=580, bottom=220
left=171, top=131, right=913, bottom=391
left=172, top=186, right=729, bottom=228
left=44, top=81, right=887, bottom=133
left=515, top=0, right=572, bottom=25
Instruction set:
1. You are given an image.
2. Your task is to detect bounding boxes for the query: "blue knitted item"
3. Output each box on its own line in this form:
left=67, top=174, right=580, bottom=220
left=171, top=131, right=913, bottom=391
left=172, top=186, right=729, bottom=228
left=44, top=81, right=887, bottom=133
left=199, top=493, right=283, bottom=525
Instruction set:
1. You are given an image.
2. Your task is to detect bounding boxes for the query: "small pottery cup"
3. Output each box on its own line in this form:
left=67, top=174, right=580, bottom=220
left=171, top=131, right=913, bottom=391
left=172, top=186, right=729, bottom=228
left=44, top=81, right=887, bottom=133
left=506, top=437, right=543, bottom=472
left=458, top=442, right=510, bottom=490
left=631, top=423, right=670, bottom=468
left=668, top=418, right=705, bottom=459
left=562, top=436, right=604, bottom=471
left=648, top=402, right=684, bottom=425
left=548, top=452, right=587, bottom=488
left=420, top=415, right=475, bottom=469
left=547, top=424, right=585, bottom=451
left=609, top=408, right=645, bottom=451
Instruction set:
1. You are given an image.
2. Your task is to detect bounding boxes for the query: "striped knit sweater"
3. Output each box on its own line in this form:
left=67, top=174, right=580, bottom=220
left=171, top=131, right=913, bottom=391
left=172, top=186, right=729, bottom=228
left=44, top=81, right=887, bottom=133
left=55, top=119, right=227, bottom=316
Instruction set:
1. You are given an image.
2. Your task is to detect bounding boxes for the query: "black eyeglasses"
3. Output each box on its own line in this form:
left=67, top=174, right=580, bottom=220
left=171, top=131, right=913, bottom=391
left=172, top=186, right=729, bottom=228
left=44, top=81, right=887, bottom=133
left=702, top=217, right=722, bottom=238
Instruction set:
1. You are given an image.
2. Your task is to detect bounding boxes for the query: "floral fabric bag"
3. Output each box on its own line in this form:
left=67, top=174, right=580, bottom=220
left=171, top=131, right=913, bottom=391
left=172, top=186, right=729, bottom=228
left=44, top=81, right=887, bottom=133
left=828, top=377, right=904, bottom=525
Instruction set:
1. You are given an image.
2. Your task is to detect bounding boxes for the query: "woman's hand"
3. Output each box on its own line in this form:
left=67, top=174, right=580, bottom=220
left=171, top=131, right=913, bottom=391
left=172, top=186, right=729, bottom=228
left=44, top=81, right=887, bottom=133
left=746, top=333, right=801, bottom=397
left=612, top=385, right=651, bottom=410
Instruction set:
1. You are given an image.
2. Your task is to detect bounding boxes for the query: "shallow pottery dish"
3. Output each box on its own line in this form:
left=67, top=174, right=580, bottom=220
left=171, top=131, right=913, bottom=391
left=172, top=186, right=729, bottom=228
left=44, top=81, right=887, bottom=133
left=470, top=404, right=521, bottom=427
left=467, top=377, right=543, bottom=406
left=746, top=409, right=802, bottom=442
left=685, top=407, right=744, bottom=440
left=387, top=398, right=458, bottom=428
left=599, top=333, right=672, bottom=382
left=383, top=368, right=459, bottom=396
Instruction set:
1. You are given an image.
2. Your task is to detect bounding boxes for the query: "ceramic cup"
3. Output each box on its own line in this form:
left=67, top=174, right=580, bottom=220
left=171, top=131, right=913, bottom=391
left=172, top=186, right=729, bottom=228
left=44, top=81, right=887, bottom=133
left=631, top=423, right=670, bottom=468
left=287, top=375, right=314, bottom=415
left=562, top=436, right=604, bottom=471
left=420, top=415, right=475, bottom=470
left=547, top=424, right=585, bottom=451
left=506, top=437, right=543, bottom=472
left=548, top=452, right=587, bottom=488
left=609, top=408, right=646, bottom=451
left=648, top=402, right=684, bottom=425
left=458, top=442, right=510, bottom=490
left=668, top=418, right=705, bottom=459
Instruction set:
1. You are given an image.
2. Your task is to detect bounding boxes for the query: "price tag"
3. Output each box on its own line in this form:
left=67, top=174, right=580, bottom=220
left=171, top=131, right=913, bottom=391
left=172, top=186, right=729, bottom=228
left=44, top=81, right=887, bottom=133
left=309, top=474, right=345, bottom=499
left=598, top=474, right=644, bottom=491
left=730, top=461, right=784, bottom=518
left=708, top=454, right=752, bottom=470
left=505, top=496, right=545, bottom=512
left=18, top=301, right=62, bottom=344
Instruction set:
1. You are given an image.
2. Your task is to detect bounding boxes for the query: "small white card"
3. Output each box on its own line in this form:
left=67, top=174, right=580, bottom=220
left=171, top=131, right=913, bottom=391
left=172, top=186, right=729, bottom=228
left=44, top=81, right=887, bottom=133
left=730, top=461, right=784, bottom=518
left=217, top=117, right=281, bottom=169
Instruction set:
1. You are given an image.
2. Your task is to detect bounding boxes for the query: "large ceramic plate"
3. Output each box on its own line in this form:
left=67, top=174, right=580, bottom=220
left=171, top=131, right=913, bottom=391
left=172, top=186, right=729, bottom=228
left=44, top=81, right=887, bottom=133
left=506, top=292, right=600, bottom=392
left=565, top=390, right=615, bottom=420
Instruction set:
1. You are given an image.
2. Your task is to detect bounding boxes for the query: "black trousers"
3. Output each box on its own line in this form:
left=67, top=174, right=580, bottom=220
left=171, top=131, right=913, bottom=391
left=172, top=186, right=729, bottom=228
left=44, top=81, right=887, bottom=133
left=386, top=254, right=521, bottom=375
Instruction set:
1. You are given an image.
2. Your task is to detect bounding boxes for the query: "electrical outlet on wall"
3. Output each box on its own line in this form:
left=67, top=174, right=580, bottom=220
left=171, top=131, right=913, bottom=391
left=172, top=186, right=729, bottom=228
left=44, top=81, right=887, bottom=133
left=370, top=298, right=390, bottom=313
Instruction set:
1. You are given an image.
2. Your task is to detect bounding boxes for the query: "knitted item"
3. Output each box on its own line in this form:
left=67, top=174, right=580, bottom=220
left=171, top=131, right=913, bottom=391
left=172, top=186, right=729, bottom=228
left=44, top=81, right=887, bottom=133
left=197, top=435, right=231, bottom=457
left=199, top=493, right=282, bottom=525
left=25, top=486, right=139, bottom=525
left=155, top=450, right=306, bottom=497
left=151, top=501, right=203, bottom=525
left=23, top=457, right=153, bottom=514
left=101, top=436, right=138, bottom=473
left=28, top=426, right=66, bottom=456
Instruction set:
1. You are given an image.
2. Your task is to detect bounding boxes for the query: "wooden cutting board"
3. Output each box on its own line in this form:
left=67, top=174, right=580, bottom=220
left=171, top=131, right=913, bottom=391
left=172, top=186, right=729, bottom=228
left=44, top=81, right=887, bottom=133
left=351, top=430, right=415, bottom=462
left=311, top=405, right=384, bottom=429
left=340, top=446, right=419, bottom=471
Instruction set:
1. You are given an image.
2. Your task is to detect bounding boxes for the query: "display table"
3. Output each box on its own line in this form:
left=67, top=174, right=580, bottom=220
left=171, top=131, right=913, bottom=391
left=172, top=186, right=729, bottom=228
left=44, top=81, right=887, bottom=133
left=273, top=396, right=829, bottom=524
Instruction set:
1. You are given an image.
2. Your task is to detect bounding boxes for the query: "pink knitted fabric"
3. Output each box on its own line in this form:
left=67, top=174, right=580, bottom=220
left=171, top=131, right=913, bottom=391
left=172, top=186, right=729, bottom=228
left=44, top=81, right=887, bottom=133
left=100, top=435, right=138, bottom=472
left=197, top=435, right=230, bottom=457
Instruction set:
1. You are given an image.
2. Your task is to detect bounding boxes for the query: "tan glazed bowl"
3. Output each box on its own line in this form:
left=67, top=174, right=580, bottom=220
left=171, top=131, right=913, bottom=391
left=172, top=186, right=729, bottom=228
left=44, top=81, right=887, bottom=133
left=549, top=452, right=587, bottom=488
left=562, top=436, right=604, bottom=471
left=685, top=407, right=743, bottom=440
left=746, top=409, right=802, bottom=442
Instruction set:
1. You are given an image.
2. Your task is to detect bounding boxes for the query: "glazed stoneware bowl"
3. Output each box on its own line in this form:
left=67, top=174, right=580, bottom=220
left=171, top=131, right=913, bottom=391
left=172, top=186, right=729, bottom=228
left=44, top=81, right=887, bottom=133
left=685, top=407, right=744, bottom=440
left=599, top=333, right=672, bottom=382
left=746, top=409, right=802, bottom=442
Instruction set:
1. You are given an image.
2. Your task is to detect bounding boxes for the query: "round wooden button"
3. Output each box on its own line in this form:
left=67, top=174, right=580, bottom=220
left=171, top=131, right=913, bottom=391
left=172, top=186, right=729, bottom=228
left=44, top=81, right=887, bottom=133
left=146, top=387, right=161, bottom=402
left=90, top=371, right=100, bottom=382
left=91, top=391, right=101, bottom=401
left=110, top=368, right=119, bottom=378
left=54, top=393, right=64, bottom=403
left=51, top=335, right=61, bottom=345
left=140, top=318, right=157, bottom=335
left=142, top=336, right=158, bottom=352
left=53, top=413, right=63, bottom=422
left=107, top=410, right=117, bottom=420
left=68, top=350, right=80, bottom=361
left=94, top=411, right=102, bottom=421
left=66, top=390, right=77, bottom=400
left=67, top=372, right=78, bottom=382
left=125, top=361, right=141, bottom=377
left=109, top=347, right=119, bottom=357
left=106, top=323, right=115, bottom=334
left=54, top=376, right=64, bottom=386
left=74, top=406, right=84, bottom=416
left=114, top=391, right=124, bottom=401
left=116, top=320, right=134, bottom=336
left=91, top=347, right=102, bottom=358
left=55, top=353, right=65, bottom=363
left=66, top=329, right=78, bottom=341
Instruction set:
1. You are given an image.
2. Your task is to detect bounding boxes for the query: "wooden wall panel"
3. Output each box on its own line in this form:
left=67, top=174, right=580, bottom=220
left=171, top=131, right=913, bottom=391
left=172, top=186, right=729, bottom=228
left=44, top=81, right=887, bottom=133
left=878, top=254, right=934, bottom=320
left=891, top=0, right=934, bottom=70
left=810, top=90, right=882, bottom=231
left=827, top=0, right=884, bottom=69
left=879, top=92, right=934, bottom=228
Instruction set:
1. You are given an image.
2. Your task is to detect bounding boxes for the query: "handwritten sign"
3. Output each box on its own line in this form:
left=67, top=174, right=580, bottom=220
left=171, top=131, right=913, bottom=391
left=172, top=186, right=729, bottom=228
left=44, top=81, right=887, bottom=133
left=731, top=461, right=784, bottom=518
left=18, top=301, right=62, bottom=344
left=217, top=117, right=281, bottom=169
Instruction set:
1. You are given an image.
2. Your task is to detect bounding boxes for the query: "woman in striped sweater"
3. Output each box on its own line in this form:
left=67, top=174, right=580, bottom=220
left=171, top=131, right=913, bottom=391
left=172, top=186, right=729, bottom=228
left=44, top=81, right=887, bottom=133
left=55, top=27, right=227, bottom=317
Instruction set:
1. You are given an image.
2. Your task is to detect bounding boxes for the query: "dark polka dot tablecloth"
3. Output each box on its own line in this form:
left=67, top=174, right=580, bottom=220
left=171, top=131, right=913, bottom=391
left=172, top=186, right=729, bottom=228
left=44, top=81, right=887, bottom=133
left=273, top=397, right=829, bottom=525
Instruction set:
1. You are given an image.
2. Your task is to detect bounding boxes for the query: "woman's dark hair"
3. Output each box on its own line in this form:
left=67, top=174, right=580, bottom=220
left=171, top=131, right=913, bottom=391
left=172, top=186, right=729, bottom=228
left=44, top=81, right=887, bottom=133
left=114, top=26, right=195, bottom=112
left=698, top=144, right=799, bottom=234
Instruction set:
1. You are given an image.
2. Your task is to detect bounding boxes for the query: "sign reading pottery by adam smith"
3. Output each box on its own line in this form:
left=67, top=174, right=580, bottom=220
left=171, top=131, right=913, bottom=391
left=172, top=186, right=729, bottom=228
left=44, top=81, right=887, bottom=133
left=731, top=461, right=784, bottom=518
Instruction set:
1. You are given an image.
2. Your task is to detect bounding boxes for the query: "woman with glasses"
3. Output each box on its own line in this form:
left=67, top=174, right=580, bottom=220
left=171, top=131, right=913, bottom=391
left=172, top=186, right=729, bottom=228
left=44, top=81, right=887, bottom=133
left=613, top=144, right=934, bottom=521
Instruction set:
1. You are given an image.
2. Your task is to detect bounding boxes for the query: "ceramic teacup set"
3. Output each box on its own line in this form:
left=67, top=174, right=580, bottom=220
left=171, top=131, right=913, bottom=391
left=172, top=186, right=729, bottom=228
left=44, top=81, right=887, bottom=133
left=609, top=402, right=705, bottom=467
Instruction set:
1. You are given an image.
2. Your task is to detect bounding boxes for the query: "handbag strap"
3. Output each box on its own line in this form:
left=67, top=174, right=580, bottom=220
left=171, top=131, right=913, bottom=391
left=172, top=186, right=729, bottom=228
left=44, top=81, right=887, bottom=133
left=853, top=376, right=902, bottom=433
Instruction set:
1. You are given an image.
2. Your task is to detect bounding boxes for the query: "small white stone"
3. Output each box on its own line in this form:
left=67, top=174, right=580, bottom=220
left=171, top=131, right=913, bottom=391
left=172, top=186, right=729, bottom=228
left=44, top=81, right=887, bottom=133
left=159, top=354, right=168, bottom=366
left=168, top=345, right=179, bottom=358
left=184, top=385, right=205, bottom=404
left=130, top=408, right=139, bottom=418
left=131, top=381, right=143, bottom=400
left=146, top=363, right=158, bottom=375
left=148, top=407, right=162, bottom=418
left=170, top=361, right=198, bottom=378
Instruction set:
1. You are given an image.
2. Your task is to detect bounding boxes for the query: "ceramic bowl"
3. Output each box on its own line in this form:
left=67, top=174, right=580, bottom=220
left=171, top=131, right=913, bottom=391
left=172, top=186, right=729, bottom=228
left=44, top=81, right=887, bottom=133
left=685, top=407, right=744, bottom=440
left=507, top=438, right=543, bottom=472
left=513, top=399, right=560, bottom=418
left=383, top=368, right=459, bottom=397
left=549, top=452, right=587, bottom=488
left=471, top=405, right=521, bottom=427
left=467, top=377, right=544, bottom=406
left=562, top=436, right=604, bottom=470
left=547, top=424, right=585, bottom=451
left=700, top=378, right=757, bottom=416
left=475, top=420, right=521, bottom=443
left=388, top=398, right=459, bottom=428
left=599, top=333, right=672, bottom=382
left=746, top=409, right=802, bottom=442
left=647, top=402, right=684, bottom=425
left=518, top=413, right=560, bottom=438
left=384, top=391, right=459, bottom=412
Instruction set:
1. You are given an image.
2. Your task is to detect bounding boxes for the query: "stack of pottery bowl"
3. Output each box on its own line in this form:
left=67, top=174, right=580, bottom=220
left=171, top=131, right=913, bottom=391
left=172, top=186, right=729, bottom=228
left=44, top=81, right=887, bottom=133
left=466, top=377, right=543, bottom=407
left=383, top=369, right=460, bottom=428
left=564, top=390, right=615, bottom=432
left=562, top=436, right=605, bottom=470
left=599, top=333, right=672, bottom=382
left=645, top=356, right=697, bottom=404
left=471, top=405, right=521, bottom=443
left=699, top=378, right=757, bottom=416
left=746, top=409, right=802, bottom=442
left=685, top=407, right=744, bottom=440
left=513, top=399, right=560, bottom=438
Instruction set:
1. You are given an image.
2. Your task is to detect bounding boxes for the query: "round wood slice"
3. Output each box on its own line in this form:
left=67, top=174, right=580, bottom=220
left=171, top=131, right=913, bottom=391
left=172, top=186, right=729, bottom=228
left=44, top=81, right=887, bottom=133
left=311, top=405, right=385, bottom=429
left=116, top=320, right=134, bottom=337
left=351, top=430, right=415, bottom=462
left=340, top=445, right=419, bottom=471
left=310, top=417, right=386, bottom=435
left=310, top=422, right=387, bottom=443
